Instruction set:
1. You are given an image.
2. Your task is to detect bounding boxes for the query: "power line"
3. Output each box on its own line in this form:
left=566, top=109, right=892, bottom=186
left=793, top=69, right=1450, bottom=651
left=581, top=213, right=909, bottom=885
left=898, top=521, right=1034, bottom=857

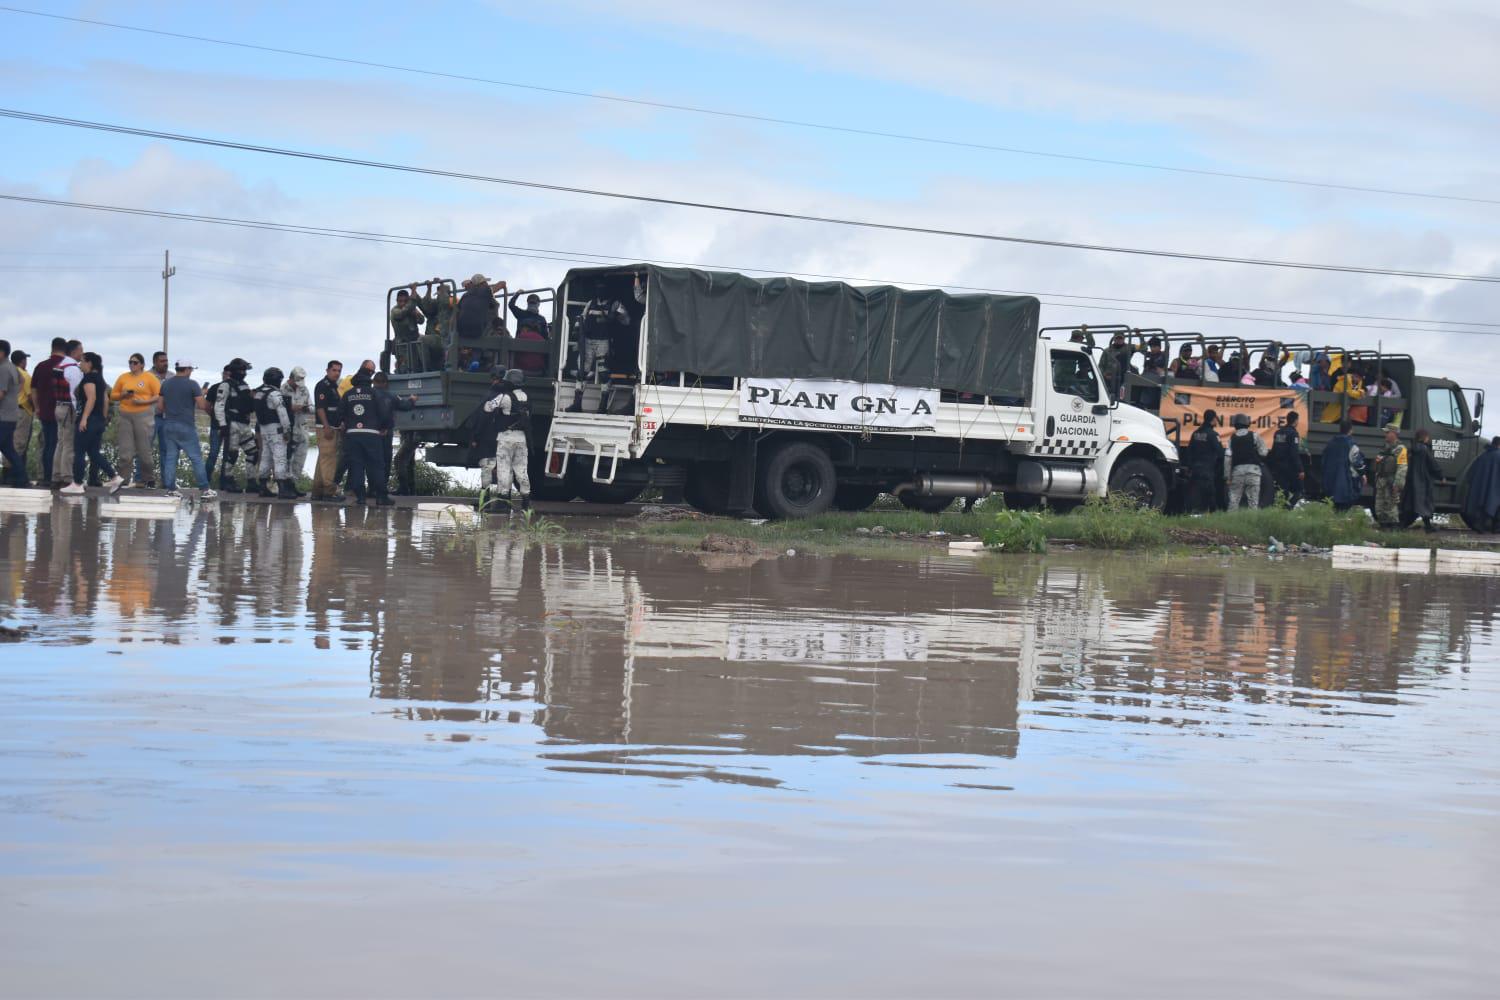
left=4, top=191, right=1497, bottom=341
left=4, top=107, right=1498, bottom=286
left=2, top=3, right=1492, bottom=209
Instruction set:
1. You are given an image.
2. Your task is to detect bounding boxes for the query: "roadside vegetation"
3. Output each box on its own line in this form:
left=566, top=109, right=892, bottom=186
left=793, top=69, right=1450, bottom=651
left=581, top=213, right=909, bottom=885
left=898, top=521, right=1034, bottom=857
left=626, top=494, right=1473, bottom=554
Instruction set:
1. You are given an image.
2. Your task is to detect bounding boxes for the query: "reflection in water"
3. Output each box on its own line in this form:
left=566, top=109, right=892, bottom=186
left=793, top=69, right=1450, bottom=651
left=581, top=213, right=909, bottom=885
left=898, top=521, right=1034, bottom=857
left=4, top=505, right=1499, bottom=997
left=3, top=506, right=1497, bottom=779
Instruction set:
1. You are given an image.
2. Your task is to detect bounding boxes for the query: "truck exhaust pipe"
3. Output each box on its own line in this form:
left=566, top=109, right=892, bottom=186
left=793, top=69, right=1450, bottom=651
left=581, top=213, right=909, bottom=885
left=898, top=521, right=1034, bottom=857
left=894, top=474, right=994, bottom=498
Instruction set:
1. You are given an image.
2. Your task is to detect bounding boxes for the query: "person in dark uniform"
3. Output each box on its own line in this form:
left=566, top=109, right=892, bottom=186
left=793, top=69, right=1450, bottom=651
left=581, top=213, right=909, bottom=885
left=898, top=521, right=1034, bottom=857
left=1184, top=408, right=1225, bottom=513
left=371, top=372, right=418, bottom=494
left=204, top=365, right=232, bottom=481
left=1268, top=410, right=1305, bottom=506
left=338, top=369, right=393, bottom=507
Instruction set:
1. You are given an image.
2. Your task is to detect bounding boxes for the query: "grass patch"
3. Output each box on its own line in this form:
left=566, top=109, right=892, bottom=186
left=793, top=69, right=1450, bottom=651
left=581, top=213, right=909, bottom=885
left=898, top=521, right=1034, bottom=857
left=1046, top=494, right=1166, bottom=549
left=1189, top=501, right=1376, bottom=547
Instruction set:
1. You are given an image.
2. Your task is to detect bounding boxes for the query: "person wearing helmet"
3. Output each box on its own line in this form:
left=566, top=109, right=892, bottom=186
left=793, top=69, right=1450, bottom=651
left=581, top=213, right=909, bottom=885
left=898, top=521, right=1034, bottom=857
left=480, top=367, right=532, bottom=511
left=251, top=366, right=298, bottom=499
left=284, top=367, right=315, bottom=486
left=1226, top=411, right=1269, bottom=511
left=218, top=358, right=260, bottom=493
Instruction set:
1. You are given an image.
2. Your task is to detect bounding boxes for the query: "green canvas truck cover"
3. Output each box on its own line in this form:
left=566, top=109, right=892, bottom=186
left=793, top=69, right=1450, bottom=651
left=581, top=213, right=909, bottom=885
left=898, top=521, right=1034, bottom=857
left=631, top=266, right=1039, bottom=399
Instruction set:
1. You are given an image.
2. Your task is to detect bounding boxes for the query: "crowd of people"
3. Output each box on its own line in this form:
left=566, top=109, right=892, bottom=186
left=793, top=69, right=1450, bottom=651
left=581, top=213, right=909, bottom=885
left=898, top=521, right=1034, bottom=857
left=388, top=274, right=552, bottom=376
left=0, top=339, right=449, bottom=508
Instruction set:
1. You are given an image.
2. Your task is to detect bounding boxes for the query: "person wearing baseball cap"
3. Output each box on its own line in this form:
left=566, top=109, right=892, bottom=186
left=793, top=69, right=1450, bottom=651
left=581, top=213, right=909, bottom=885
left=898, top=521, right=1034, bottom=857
left=158, top=359, right=217, bottom=499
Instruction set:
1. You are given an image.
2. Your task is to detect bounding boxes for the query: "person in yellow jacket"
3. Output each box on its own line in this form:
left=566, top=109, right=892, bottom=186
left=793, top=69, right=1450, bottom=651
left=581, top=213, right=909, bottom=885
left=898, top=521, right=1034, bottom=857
left=109, top=352, right=162, bottom=487
left=1319, top=366, right=1365, bottom=424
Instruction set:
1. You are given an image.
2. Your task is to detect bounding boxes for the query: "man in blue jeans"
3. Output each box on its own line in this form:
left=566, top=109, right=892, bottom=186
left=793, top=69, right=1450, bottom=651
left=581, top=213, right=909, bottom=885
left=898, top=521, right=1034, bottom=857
left=157, top=360, right=217, bottom=499
left=149, top=350, right=170, bottom=488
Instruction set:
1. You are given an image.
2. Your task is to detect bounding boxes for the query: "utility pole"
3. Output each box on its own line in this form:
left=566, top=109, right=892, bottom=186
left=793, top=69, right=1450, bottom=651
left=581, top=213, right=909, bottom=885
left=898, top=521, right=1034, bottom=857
left=161, top=249, right=175, bottom=357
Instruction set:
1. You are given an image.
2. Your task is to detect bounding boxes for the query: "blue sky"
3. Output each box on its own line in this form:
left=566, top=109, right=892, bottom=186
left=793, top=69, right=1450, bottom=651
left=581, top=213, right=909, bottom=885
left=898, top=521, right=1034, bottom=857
left=1, top=0, right=1497, bottom=418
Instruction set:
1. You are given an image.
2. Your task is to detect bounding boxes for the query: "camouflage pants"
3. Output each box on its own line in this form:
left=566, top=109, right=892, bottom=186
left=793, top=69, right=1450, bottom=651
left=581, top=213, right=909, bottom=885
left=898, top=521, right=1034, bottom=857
left=287, top=420, right=312, bottom=477
left=257, top=424, right=289, bottom=481
left=222, top=422, right=259, bottom=481
left=492, top=431, right=530, bottom=498
left=580, top=337, right=610, bottom=379
left=1374, top=484, right=1401, bottom=526
left=1227, top=464, right=1261, bottom=511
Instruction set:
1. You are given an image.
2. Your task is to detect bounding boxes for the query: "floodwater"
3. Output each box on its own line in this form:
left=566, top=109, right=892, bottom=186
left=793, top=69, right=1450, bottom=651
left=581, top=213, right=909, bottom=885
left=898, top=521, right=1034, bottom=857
left=2, top=504, right=1498, bottom=999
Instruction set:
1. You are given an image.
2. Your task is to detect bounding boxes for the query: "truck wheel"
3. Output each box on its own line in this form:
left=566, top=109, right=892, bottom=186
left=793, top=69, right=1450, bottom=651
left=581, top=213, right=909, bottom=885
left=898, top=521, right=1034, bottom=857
left=833, top=484, right=884, bottom=511
left=685, top=463, right=732, bottom=515
left=758, top=442, right=836, bottom=519
left=898, top=493, right=952, bottom=514
left=1108, top=458, right=1168, bottom=510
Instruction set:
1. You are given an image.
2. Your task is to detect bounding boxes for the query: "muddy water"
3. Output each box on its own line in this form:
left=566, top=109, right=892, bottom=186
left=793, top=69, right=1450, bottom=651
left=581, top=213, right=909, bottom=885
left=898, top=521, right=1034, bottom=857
left=2, top=504, right=1497, bottom=998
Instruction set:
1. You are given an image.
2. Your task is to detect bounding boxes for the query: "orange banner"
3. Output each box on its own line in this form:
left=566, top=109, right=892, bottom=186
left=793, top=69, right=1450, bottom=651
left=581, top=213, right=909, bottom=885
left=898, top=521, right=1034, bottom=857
left=1160, top=385, right=1308, bottom=449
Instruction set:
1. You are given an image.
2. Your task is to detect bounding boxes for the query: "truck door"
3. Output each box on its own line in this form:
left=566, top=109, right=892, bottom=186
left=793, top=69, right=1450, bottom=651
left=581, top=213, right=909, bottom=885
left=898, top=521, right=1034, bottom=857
left=1419, top=379, right=1475, bottom=492
left=1031, top=350, right=1111, bottom=458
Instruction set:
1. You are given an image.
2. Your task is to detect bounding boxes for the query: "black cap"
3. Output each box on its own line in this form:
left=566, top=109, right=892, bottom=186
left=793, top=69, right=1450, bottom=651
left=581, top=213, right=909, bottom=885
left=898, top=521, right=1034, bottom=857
left=10, top=349, right=27, bottom=364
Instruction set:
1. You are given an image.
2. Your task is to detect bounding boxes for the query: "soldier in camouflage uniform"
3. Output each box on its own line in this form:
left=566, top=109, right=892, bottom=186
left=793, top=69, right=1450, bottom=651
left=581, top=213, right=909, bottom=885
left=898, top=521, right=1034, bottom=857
left=415, top=279, right=455, bottom=371
left=389, top=287, right=426, bottom=373
left=1372, top=423, right=1408, bottom=528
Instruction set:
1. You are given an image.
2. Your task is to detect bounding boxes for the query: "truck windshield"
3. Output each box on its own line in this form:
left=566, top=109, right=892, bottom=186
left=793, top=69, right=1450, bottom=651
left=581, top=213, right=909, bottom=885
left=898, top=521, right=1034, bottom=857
left=1427, top=385, right=1464, bottom=428
left=1051, top=352, right=1100, bottom=403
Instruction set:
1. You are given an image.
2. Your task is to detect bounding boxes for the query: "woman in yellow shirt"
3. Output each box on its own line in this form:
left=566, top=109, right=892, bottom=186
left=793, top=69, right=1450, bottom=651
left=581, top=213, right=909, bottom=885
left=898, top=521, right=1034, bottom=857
left=109, top=353, right=162, bottom=486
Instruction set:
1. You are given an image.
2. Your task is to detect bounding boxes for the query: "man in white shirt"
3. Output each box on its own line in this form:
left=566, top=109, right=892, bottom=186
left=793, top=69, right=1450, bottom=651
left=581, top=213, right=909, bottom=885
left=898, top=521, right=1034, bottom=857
left=51, top=339, right=84, bottom=487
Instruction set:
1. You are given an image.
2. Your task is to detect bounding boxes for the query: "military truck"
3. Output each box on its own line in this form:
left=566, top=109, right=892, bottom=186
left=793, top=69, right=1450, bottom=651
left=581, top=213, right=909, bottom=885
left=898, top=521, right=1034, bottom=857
left=379, top=277, right=642, bottom=503
left=539, top=265, right=1180, bottom=517
left=1094, top=329, right=1488, bottom=523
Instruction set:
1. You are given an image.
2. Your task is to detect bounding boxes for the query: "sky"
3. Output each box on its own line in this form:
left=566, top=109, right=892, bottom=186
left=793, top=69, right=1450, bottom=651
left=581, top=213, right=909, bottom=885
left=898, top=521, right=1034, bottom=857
left=1, top=0, right=1497, bottom=429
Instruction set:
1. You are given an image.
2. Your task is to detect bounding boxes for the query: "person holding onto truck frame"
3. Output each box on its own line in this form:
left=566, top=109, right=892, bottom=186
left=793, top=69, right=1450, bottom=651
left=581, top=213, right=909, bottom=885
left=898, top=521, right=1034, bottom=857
left=1226, top=412, right=1269, bottom=511
left=508, top=291, right=549, bottom=375
left=1321, top=419, right=1367, bottom=512
left=389, top=287, right=426, bottom=373
left=415, top=280, right=454, bottom=371
left=576, top=287, right=631, bottom=382
left=481, top=368, right=532, bottom=512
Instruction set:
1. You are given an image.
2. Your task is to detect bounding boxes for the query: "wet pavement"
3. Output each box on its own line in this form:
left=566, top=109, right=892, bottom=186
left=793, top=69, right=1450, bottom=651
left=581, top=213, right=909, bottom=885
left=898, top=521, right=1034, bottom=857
left=2, top=502, right=1498, bottom=998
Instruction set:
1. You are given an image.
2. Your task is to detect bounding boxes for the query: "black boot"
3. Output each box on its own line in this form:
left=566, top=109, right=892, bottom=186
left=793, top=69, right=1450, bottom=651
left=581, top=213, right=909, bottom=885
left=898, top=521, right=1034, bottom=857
left=278, top=479, right=300, bottom=499
left=375, top=494, right=394, bottom=507
left=257, top=479, right=276, bottom=498
left=520, top=496, right=531, bottom=512
left=218, top=472, right=241, bottom=493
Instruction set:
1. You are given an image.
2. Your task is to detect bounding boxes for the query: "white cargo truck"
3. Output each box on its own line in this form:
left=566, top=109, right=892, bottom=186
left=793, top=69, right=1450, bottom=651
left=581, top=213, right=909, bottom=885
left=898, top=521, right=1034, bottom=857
left=541, top=265, right=1178, bottom=517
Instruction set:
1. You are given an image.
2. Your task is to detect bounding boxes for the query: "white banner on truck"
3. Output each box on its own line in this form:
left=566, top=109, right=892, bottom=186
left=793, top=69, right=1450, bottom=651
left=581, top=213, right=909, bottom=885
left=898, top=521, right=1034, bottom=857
left=738, top=378, right=938, bottom=432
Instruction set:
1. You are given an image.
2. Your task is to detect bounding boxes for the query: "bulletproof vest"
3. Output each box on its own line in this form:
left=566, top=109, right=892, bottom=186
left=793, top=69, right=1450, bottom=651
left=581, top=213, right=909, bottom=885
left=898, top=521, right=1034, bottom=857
left=579, top=299, right=620, bottom=340
left=495, top=388, right=531, bottom=435
left=226, top=380, right=254, bottom=422
left=344, top=387, right=379, bottom=432
left=252, top=385, right=282, bottom=425
left=1187, top=427, right=1221, bottom=471
left=1230, top=431, right=1261, bottom=468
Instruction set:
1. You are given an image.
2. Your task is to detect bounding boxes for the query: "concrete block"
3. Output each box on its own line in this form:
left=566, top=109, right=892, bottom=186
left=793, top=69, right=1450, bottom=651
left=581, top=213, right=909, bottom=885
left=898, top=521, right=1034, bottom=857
left=948, top=540, right=986, bottom=552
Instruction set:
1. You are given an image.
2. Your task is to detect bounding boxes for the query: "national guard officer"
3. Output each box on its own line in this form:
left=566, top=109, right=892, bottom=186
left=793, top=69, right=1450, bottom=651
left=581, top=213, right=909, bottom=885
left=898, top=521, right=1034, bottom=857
left=1226, top=412, right=1268, bottom=511
left=252, top=367, right=299, bottom=498
left=481, top=368, right=532, bottom=511
left=284, top=366, right=314, bottom=482
left=339, top=369, right=394, bottom=507
left=217, top=358, right=260, bottom=493
left=1268, top=410, right=1305, bottom=506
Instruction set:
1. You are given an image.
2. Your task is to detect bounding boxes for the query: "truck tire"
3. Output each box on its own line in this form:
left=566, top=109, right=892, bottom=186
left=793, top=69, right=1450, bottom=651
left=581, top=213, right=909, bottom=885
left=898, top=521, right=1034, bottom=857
left=1107, top=457, right=1168, bottom=510
left=833, top=484, right=884, bottom=511
left=758, top=441, right=836, bottom=519
left=685, top=463, right=733, bottom=515
left=898, top=493, right=952, bottom=514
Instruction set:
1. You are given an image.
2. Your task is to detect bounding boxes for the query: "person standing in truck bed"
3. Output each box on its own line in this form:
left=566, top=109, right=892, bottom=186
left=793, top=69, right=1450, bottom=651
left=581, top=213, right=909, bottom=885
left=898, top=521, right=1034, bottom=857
left=508, top=291, right=549, bottom=375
